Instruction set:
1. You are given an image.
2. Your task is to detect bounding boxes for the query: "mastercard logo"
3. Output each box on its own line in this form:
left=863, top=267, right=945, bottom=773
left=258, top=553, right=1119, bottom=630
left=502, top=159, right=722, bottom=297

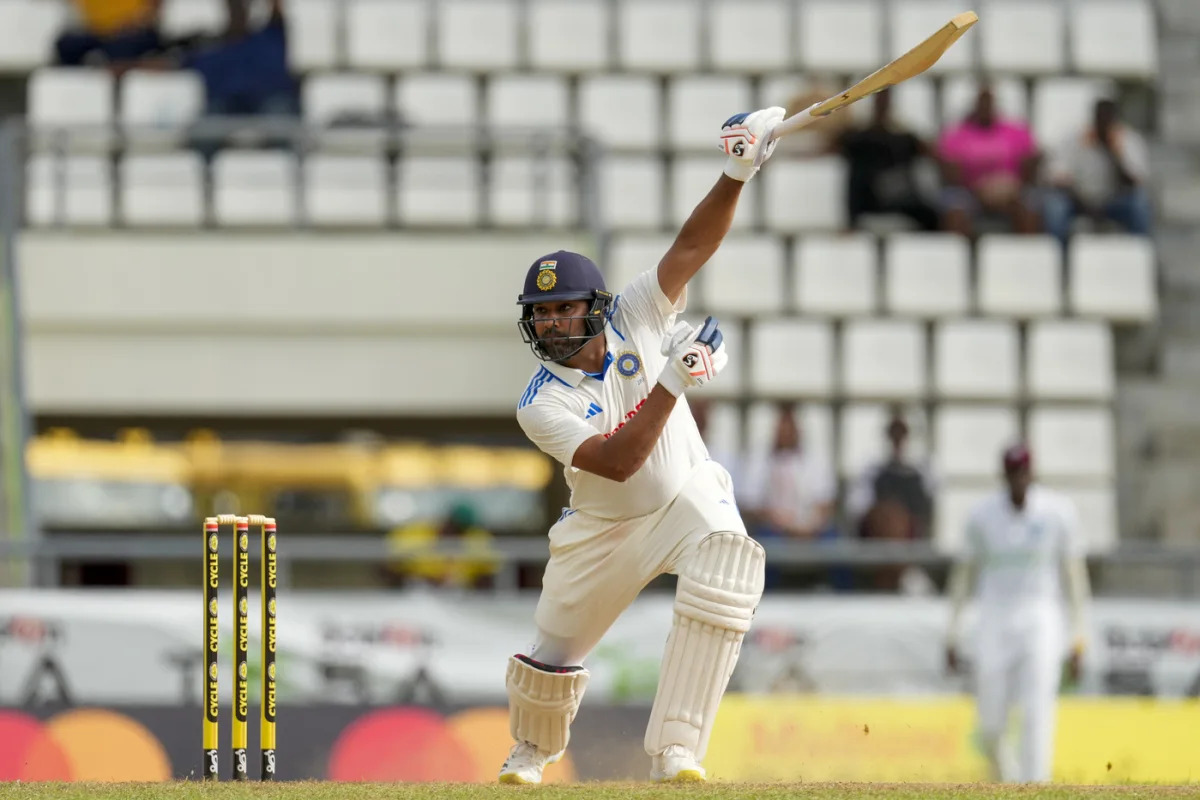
left=327, top=707, right=576, bottom=783
left=0, top=709, right=171, bottom=781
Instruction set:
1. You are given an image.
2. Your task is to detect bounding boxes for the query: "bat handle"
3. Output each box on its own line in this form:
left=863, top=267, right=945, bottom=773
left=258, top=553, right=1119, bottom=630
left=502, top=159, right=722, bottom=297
left=753, top=103, right=820, bottom=168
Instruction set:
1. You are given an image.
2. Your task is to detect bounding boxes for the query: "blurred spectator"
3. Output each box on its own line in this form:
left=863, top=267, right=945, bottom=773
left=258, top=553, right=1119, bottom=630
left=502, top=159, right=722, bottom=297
left=937, top=84, right=1041, bottom=237
left=384, top=504, right=501, bottom=591
left=1041, top=99, right=1153, bottom=246
left=55, top=0, right=163, bottom=67
left=847, top=409, right=937, bottom=595
left=834, top=89, right=939, bottom=232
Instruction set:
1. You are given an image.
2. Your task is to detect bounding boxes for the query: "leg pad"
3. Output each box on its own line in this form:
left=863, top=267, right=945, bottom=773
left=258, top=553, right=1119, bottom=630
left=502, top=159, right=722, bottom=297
left=506, top=654, right=589, bottom=756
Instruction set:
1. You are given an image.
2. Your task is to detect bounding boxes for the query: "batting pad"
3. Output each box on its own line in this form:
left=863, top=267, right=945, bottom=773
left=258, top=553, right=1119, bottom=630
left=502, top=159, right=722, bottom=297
left=506, top=654, right=590, bottom=756
left=645, top=532, right=765, bottom=760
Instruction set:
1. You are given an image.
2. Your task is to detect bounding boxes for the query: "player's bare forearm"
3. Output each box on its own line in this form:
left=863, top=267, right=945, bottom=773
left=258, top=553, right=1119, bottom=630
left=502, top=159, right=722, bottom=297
left=656, top=176, right=744, bottom=303
left=570, top=386, right=678, bottom=483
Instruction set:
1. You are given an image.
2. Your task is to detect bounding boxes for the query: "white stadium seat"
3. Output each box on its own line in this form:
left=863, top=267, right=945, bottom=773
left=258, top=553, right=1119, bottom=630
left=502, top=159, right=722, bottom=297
left=747, top=319, right=835, bottom=398
left=303, top=73, right=390, bottom=152
left=671, top=156, right=758, bottom=230
left=793, top=234, right=878, bottom=316
left=1026, top=321, right=1115, bottom=401
left=600, top=156, right=665, bottom=231
left=1031, top=78, right=1117, bottom=153
left=160, top=0, right=225, bottom=38
left=286, top=0, right=340, bottom=71
left=762, top=158, right=846, bottom=232
left=578, top=75, right=660, bottom=151
left=935, top=485, right=994, bottom=553
left=0, top=0, right=68, bottom=71
left=884, top=233, right=970, bottom=317
left=977, top=235, right=1063, bottom=318
left=119, top=153, right=205, bottom=227
left=528, top=0, right=610, bottom=71
left=978, top=0, right=1066, bottom=74
left=606, top=234, right=675, bottom=293
left=212, top=151, right=298, bottom=227
left=798, top=0, right=884, bottom=73
left=119, top=70, right=205, bottom=148
left=28, top=68, right=113, bottom=150
left=617, top=0, right=702, bottom=72
left=1071, top=0, right=1158, bottom=78
left=437, top=0, right=519, bottom=70
left=1028, top=406, right=1115, bottom=481
left=704, top=400, right=744, bottom=469
left=838, top=403, right=930, bottom=478
left=488, top=156, right=576, bottom=228
left=842, top=320, right=926, bottom=400
left=346, top=0, right=431, bottom=71
left=708, top=0, right=790, bottom=73
left=1052, top=485, right=1118, bottom=553
left=303, top=155, right=389, bottom=227
left=397, top=156, right=481, bottom=227
left=1068, top=234, right=1158, bottom=322
left=942, top=75, right=1028, bottom=128
left=667, top=76, right=754, bottom=151
left=933, top=320, right=1020, bottom=400
left=26, top=154, right=112, bottom=227
left=699, top=236, right=787, bottom=315
left=933, top=405, right=1020, bottom=481
left=889, top=79, right=939, bottom=139
left=891, top=0, right=977, bottom=73
left=395, top=73, right=478, bottom=128
left=487, top=74, right=570, bottom=129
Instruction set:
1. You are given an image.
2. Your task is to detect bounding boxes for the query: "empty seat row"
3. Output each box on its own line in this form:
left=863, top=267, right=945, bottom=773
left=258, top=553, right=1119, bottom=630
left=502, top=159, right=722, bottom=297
left=0, top=0, right=1159, bottom=78
left=26, top=152, right=578, bottom=228
left=677, top=316, right=1116, bottom=401
left=27, top=67, right=1119, bottom=155
left=705, top=400, right=1114, bottom=482
left=615, top=232, right=1157, bottom=323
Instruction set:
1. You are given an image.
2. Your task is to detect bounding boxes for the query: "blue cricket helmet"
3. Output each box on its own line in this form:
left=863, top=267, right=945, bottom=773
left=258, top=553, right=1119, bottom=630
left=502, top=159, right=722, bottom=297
left=517, top=250, right=613, bottom=363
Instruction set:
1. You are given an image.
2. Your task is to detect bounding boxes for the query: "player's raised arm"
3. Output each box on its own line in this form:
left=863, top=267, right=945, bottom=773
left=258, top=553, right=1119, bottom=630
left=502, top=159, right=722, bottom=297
left=656, top=107, right=786, bottom=304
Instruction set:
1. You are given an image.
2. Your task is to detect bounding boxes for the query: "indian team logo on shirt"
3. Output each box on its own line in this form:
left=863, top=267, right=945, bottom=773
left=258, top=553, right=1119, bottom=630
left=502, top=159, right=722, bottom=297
left=616, top=351, right=642, bottom=379
left=536, top=260, right=558, bottom=291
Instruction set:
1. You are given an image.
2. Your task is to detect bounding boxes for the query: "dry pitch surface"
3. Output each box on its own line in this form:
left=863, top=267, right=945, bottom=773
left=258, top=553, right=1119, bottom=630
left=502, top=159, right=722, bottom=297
left=0, top=784, right=1196, bottom=800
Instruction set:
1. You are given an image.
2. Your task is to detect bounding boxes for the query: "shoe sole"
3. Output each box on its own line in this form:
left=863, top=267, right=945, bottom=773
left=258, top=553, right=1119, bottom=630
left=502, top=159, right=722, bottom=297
left=653, top=769, right=706, bottom=783
left=498, top=773, right=537, bottom=785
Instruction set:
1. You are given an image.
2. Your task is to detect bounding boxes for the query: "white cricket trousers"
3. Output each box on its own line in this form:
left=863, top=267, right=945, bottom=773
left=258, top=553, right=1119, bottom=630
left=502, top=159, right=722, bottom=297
left=974, top=610, right=1064, bottom=783
left=528, top=459, right=747, bottom=666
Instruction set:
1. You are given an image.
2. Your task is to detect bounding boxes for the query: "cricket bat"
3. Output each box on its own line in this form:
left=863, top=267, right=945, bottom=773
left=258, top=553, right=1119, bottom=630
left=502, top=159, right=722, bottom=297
left=754, top=11, right=979, bottom=167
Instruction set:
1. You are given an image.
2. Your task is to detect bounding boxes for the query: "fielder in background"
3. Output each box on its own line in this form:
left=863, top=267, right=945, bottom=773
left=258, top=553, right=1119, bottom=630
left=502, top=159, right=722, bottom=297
left=945, top=444, right=1092, bottom=783
left=499, top=107, right=784, bottom=784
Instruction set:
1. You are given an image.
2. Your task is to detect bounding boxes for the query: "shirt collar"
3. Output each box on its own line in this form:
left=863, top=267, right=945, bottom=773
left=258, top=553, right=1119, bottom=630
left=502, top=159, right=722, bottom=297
left=543, top=348, right=614, bottom=387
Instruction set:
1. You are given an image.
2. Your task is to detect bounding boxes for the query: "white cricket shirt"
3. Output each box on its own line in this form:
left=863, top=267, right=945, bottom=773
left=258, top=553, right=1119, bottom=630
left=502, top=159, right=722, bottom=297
left=961, top=485, right=1083, bottom=618
left=516, top=268, right=710, bottom=521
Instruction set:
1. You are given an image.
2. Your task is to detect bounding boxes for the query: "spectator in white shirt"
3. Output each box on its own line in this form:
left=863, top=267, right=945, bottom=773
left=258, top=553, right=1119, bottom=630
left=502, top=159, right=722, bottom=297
left=1042, top=99, right=1152, bottom=246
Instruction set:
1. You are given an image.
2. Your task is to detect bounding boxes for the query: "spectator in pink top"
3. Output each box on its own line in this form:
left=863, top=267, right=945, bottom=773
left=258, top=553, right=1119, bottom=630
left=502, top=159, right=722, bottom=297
left=937, top=85, right=1041, bottom=238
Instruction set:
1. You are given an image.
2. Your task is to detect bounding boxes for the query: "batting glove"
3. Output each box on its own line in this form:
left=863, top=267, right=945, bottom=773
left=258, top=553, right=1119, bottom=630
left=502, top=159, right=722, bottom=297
left=719, top=106, right=786, bottom=182
left=658, top=317, right=728, bottom=397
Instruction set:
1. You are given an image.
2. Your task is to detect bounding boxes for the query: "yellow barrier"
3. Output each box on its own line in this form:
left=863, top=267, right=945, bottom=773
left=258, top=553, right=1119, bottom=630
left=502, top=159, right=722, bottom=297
left=707, top=696, right=1200, bottom=784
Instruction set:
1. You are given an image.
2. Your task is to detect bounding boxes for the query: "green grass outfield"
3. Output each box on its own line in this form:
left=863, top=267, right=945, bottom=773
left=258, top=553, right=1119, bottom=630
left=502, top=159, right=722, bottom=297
left=0, top=784, right=1196, bottom=800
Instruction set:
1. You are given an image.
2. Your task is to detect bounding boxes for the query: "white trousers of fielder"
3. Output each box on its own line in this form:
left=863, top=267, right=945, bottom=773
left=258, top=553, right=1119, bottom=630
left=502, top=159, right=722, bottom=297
left=507, top=460, right=765, bottom=762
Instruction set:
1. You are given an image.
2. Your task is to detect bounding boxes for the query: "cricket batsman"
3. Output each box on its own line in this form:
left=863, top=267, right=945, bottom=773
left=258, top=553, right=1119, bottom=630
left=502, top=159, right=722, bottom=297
left=498, top=106, right=785, bottom=784
left=945, top=444, right=1092, bottom=783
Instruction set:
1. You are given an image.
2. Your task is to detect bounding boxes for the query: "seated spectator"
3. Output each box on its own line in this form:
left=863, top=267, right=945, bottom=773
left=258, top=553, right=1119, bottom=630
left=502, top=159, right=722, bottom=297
left=834, top=89, right=939, bottom=232
left=55, top=0, right=163, bottom=67
left=1041, top=99, right=1152, bottom=246
left=937, top=84, right=1040, bottom=237
left=847, top=410, right=936, bottom=541
left=384, top=503, right=500, bottom=591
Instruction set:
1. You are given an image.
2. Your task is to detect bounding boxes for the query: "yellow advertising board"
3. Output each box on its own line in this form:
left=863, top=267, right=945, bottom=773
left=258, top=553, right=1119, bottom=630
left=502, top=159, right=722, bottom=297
left=707, top=696, right=1200, bottom=784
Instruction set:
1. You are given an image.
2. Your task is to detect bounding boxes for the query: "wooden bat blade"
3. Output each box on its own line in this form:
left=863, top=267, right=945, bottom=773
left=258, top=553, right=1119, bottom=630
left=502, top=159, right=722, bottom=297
left=811, top=11, right=978, bottom=118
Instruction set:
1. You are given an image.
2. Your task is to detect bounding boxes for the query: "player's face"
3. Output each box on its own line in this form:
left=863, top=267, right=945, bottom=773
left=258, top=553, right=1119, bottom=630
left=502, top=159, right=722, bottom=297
left=531, top=300, right=591, bottom=361
left=1005, top=464, right=1032, bottom=497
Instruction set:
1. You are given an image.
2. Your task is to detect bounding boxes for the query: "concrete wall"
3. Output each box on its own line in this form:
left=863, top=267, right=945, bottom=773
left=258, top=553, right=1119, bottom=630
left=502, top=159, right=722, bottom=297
left=18, top=231, right=594, bottom=415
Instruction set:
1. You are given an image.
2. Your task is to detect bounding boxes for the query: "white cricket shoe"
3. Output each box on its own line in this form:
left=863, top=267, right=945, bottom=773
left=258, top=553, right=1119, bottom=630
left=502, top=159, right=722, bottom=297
left=498, top=741, right=562, bottom=785
left=650, top=744, right=706, bottom=782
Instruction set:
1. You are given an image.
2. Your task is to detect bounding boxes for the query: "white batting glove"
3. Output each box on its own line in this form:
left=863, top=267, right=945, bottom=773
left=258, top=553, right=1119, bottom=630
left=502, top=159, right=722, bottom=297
left=657, top=316, right=728, bottom=397
left=719, top=106, right=786, bottom=182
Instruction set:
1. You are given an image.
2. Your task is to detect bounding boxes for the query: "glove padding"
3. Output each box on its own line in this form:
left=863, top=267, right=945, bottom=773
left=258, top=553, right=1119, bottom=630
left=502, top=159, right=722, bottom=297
left=658, top=316, right=728, bottom=398
left=719, top=106, right=786, bottom=182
